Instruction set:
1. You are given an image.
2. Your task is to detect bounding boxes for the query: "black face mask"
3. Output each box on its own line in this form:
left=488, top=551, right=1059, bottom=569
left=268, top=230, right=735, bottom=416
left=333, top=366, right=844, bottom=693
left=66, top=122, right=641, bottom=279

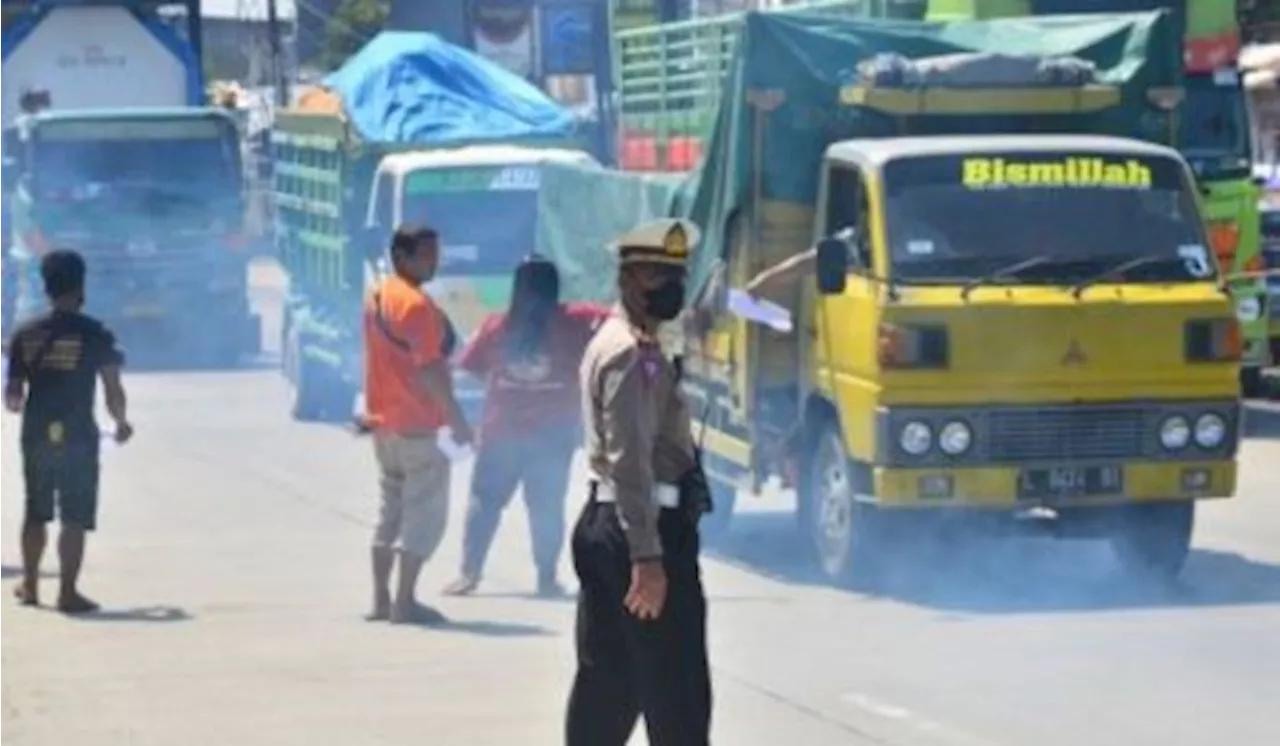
left=644, top=280, right=686, bottom=322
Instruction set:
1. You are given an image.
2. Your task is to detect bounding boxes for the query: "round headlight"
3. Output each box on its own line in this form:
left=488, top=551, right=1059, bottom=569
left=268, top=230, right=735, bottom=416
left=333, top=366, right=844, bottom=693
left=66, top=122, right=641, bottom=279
left=899, top=421, right=932, bottom=456
left=1194, top=413, right=1226, bottom=448
left=938, top=421, right=972, bottom=455
left=1159, top=416, right=1191, bottom=450
left=1237, top=297, right=1263, bottom=323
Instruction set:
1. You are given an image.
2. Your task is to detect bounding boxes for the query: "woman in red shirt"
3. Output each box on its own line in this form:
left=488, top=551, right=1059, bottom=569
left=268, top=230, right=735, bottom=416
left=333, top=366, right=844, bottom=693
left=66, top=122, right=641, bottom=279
left=443, top=256, right=609, bottom=597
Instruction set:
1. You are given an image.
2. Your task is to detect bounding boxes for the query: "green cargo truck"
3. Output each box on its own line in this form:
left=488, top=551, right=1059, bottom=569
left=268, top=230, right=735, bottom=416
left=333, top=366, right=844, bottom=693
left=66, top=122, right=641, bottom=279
left=614, top=1, right=900, bottom=172
left=271, top=110, right=599, bottom=421
left=272, top=110, right=686, bottom=422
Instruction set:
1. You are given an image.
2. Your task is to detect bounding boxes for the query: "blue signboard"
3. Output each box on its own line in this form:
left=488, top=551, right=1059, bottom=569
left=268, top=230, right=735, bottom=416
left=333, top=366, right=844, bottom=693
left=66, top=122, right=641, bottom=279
left=540, top=1, right=595, bottom=76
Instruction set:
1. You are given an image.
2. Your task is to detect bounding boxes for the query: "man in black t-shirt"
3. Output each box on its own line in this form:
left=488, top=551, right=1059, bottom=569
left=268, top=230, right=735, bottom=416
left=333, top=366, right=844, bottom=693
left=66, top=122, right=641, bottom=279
left=5, top=249, right=133, bottom=614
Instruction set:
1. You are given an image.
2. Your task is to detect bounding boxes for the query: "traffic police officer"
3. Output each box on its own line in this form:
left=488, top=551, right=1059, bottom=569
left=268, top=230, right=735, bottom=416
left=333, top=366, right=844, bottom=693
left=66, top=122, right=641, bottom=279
left=566, top=218, right=712, bottom=746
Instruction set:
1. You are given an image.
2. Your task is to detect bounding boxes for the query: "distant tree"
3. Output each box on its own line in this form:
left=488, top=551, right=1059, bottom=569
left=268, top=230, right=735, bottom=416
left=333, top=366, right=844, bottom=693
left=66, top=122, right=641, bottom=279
left=319, top=0, right=389, bottom=71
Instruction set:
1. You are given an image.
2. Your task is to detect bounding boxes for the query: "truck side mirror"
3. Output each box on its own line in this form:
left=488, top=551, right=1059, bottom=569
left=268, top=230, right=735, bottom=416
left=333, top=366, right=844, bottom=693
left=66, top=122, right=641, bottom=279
left=815, top=237, right=849, bottom=295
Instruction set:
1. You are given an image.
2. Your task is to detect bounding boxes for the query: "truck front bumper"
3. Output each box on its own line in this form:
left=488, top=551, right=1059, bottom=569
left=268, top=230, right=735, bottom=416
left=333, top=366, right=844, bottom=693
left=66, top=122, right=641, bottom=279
left=872, top=460, right=1236, bottom=508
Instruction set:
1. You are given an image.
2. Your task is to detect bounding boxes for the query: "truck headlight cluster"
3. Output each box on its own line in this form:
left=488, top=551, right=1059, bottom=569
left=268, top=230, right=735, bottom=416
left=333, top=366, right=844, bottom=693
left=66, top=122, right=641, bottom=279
left=1193, top=413, right=1226, bottom=448
left=899, top=421, right=932, bottom=456
left=938, top=421, right=972, bottom=455
left=898, top=420, right=972, bottom=457
left=1160, top=413, right=1227, bottom=450
left=1159, top=416, right=1191, bottom=450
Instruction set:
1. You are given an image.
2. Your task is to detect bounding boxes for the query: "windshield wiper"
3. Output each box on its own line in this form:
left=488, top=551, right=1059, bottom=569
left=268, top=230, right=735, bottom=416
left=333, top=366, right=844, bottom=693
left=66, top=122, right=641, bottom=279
left=1069, top=254, right=1176, bottom=299
left=959, top=255, right=1054, bottom=301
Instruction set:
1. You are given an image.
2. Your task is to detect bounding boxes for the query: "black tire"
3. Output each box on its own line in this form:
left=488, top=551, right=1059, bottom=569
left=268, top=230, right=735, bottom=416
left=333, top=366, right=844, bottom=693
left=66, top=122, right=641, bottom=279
left=1240, top=366, right=1265, bottom=399
left=1109, top=501, right=1195, bottom=582
left=207, top=322, right=247, bottom=370
left=802, top=418, right=891, bottom=585
left=292, top=348, right=329, bottom=422
left=281, top=310, right=297, bottom=383
left=699, top=482, right=737, bottom=545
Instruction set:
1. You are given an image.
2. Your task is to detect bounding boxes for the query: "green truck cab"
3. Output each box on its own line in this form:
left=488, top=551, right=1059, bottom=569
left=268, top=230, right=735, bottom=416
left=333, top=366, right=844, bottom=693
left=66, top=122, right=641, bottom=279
left=3, top=108, right=258, bottom=366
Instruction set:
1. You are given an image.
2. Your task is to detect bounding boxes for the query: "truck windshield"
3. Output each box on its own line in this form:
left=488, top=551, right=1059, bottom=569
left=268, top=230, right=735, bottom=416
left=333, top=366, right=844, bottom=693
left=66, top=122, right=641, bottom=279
left=881, top=151, right=1211, bottom=285
left=1179, top=75, right=1252, bottom=179
left=401, top=166, right=540, bottom=276
left=30, top=119, right=240, bottom=202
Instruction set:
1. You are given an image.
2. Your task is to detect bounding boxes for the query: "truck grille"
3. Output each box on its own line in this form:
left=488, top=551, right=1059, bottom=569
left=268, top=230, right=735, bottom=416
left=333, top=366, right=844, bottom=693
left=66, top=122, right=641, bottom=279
left=988, top=407, right=1146, bottom=462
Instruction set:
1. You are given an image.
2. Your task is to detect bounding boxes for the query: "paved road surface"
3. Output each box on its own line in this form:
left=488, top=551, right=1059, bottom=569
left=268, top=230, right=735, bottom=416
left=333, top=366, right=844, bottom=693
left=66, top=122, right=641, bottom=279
left=3, top=261, right=1280, bottom=745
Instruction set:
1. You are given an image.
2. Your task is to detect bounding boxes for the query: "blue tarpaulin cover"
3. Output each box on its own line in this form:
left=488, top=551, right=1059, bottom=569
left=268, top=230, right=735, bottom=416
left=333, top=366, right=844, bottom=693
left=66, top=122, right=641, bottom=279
left=323, top=31, right=576, bottom=144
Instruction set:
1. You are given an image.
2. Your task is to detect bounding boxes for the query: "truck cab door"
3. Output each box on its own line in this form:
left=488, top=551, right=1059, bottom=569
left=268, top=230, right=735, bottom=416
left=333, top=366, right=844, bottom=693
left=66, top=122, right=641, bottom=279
left=810, top=163, right=883, bottom=468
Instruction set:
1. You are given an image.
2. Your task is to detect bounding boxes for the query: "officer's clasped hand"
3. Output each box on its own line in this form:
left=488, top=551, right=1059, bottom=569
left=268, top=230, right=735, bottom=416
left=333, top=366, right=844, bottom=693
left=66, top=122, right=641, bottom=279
left=624, top=559, right=668, bottom=620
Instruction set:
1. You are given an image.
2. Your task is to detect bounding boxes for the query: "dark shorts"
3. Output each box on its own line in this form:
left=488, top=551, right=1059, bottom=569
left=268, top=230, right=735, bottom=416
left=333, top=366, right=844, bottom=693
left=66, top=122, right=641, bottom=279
left=22, top=442, right=101, bottom=530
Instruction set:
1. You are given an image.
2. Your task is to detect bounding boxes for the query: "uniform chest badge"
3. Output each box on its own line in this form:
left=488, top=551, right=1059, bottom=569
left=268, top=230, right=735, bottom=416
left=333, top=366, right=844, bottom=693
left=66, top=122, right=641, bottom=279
left=640, top=352, right=662, bottom=385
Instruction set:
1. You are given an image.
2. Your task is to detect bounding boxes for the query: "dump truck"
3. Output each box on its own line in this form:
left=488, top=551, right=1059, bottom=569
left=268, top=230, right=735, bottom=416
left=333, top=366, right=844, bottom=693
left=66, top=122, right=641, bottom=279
left=675, top=10, right=1239, bottom=582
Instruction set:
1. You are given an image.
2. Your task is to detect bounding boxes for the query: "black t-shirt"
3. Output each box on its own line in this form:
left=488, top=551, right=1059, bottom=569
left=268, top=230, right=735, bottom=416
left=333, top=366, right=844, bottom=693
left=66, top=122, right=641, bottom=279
left=6, top=310, right=125, bottom=446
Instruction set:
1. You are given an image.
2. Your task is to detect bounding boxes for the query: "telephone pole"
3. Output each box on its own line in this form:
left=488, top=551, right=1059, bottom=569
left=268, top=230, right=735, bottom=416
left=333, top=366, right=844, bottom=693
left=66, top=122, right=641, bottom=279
left=266, top=0, right=287, bottom=106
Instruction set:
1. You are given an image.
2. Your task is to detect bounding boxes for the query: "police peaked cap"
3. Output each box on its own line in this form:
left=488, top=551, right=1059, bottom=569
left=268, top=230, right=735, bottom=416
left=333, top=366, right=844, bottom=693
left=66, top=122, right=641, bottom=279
left=610, top=218, right=701, bottom=268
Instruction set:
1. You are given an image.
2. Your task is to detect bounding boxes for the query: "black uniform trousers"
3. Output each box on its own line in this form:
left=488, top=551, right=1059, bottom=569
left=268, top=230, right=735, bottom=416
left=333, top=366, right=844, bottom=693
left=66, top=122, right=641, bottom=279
left=565, top=494, right=712, bottom=746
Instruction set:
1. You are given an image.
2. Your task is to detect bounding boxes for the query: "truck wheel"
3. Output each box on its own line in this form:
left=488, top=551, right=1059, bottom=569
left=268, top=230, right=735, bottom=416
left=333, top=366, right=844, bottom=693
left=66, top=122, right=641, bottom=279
left=243, top=312, right=263, bottom=360
left=1109, top=501, right=1194, bottom=582
left=700, top=482, right=737, bottom=545
left=281, top=312, right=297, bottom=383
left=802, top=419, right=889, bottom=585
left=207, top=326, right=245, bottom=369
left=1240, top=367, right=1265, bottom=399
left=292, top=350, right=329, bottom=422
left=325, top=378, right=357, bottom=423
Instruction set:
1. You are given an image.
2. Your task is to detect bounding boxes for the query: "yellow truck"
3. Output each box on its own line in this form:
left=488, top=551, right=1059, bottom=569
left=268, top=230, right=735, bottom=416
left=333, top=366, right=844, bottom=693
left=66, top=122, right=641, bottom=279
left=678, top=13, right=1241, bottom=583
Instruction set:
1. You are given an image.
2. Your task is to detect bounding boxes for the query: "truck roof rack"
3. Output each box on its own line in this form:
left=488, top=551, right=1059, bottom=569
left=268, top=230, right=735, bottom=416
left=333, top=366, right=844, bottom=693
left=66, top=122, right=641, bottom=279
left=837, top=83, right=1121, bottom=115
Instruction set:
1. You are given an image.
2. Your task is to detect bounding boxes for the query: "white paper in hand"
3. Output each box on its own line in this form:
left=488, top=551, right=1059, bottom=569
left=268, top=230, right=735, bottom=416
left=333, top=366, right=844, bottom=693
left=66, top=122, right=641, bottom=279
left=726, top=289, right=794, bottom=333
left=437, top=428, right=474, bottom=462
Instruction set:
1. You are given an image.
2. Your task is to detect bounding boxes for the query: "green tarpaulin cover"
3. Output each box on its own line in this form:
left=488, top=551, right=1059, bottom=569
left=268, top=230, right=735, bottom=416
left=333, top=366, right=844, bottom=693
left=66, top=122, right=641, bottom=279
left=675, top=10, right=1181, bottom=295
left=535, top=164, right=685, bottom=303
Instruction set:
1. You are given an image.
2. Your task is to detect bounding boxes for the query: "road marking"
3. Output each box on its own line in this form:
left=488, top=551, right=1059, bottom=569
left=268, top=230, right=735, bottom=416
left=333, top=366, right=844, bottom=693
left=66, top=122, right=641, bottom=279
left=840, top=691, right=999, bottom=746
left=842, top=692, right=911, bottom=720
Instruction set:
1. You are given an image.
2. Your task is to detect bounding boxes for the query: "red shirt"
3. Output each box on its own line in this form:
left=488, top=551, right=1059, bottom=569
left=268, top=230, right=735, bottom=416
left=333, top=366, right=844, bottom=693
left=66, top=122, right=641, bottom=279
left=459, top=302, right=611, bottom=441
